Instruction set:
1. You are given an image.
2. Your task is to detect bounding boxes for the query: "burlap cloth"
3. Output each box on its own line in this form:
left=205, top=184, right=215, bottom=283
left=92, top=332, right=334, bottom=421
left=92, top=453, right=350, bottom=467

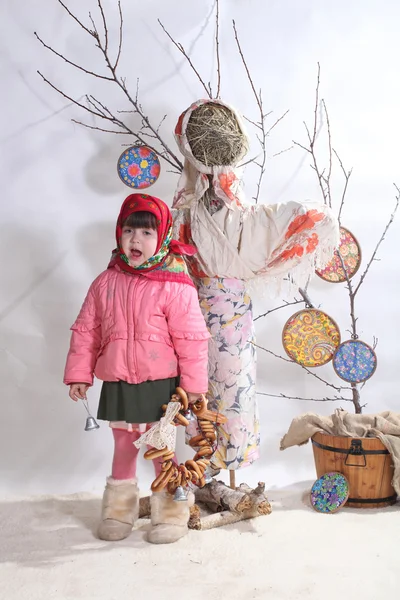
left=280, top=409, right=400, bottom=496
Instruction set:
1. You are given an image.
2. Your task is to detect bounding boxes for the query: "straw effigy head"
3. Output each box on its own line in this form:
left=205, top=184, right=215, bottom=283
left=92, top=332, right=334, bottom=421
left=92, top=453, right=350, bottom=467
left=186, top=102, right=247, bottom=167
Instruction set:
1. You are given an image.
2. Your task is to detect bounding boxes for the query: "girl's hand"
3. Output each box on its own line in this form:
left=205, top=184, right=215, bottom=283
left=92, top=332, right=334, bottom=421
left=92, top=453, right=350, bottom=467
left=187, top=392, right=203, bottom=405
left=69, top=383, right=90, bottom=402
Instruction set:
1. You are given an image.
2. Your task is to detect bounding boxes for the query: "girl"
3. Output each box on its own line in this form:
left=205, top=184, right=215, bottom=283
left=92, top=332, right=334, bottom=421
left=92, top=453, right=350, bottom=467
left=64, top=193, right=210, bottom=544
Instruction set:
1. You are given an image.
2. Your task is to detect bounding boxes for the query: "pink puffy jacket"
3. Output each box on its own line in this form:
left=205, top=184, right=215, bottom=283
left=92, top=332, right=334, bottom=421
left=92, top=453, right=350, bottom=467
left=64, top=269, right=210, bottom=393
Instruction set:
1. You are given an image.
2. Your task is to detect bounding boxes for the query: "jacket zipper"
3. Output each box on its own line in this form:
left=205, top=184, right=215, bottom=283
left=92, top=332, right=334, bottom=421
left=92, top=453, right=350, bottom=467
left=127, top=276, right=140, bottom=382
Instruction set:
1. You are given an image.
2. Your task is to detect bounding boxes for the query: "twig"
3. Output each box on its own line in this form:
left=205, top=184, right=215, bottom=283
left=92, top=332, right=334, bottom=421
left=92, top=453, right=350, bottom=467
left=321, top=100, right=332, bottom=208
left=114, top=1, right=123, bottom=70
left=272, top=145, right=294, bottom=158
left=34, top=32, right=113, bottom=81
left=56, top=0, right=92, bottom=35
left=37, top=71, right=110, bottom=120
left=158, top=19, right=212, bottom=99
left=257, top=392, right=353, bottom=404
left=308, top=64, right=329, bottom=205
left=215, top=0, right=221, bottom=98
left=232, top=20, right=273, bottom=203
left=253, top=343, right=352, bottom=392
left=266, top=109, right=290, bottom=137
left=71, top=120, right=132, bottom=135
left=97, top=0, right=108, bottom=54
left=298, top=287, right=314, bottom=308
left=232, top=21, right=260, bottom=112
left=254, top=299, right=304, bottom=321
left=333, top=149, right=352, bottom=224
left=353, top=188, right=400, bottom=296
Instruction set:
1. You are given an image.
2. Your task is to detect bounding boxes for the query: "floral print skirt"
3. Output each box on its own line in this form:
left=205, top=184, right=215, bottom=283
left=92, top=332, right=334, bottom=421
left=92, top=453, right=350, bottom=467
left=188, top=277, right=260, bottom=470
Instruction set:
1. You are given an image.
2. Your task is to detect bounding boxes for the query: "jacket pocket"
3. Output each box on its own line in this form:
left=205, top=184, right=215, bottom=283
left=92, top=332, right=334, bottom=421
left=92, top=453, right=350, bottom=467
left=97, top=330, right=128, bottom=358
left=135, top=332, right=174, bottom=347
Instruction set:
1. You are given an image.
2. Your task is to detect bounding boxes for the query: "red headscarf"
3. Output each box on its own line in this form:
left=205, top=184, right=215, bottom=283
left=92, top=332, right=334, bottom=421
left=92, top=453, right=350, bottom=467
left=108, top=193, right=196, bottom=286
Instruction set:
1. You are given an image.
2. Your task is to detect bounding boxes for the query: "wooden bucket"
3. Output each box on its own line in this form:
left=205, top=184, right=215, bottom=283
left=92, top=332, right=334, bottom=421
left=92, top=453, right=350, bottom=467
left=312, top=432, right=397, bottom=508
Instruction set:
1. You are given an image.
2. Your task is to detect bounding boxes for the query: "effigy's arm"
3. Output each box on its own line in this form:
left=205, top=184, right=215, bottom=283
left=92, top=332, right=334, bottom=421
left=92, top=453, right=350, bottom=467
left=233, top=200, right=340, bottom=286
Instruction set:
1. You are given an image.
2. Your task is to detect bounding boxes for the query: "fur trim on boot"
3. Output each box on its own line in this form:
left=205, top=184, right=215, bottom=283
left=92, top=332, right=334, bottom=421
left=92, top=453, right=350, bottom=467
left=97, top=477, right=139, bottom=541
left=147, top=490, right=194, bottom=545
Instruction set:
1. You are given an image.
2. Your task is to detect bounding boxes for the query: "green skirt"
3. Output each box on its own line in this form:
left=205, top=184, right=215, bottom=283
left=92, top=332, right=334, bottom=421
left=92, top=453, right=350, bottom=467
left=97, top=378, right=179, bottom=424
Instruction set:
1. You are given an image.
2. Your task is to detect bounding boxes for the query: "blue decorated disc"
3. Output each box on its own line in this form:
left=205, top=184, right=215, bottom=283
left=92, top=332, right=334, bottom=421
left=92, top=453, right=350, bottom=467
left=117, top=146, right=161, bottom=189
left=333, top=339, right=377, bottom=383
left=310, top=472, right=349, bottom=513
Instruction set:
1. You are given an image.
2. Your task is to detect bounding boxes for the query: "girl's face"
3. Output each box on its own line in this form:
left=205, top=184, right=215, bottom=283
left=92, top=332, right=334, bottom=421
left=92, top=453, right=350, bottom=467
left=121, top=226, right=158, bottom=266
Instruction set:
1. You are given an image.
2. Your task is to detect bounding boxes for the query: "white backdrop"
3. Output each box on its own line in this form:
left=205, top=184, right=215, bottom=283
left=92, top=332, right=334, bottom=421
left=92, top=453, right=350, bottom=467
left=1, top=0, right=399, bottom=496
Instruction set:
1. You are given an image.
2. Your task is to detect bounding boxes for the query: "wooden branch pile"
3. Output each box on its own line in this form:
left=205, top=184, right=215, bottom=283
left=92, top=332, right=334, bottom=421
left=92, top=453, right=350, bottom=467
left=138, top=480, right=271, bottom=531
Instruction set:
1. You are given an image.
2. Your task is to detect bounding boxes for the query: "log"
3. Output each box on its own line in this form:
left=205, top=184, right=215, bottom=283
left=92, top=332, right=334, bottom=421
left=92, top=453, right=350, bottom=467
left=194, top=479, right=253, bottom=513
left=237, top=482, right=272, bottom=515
left=188, top=504, right=272, bottom=531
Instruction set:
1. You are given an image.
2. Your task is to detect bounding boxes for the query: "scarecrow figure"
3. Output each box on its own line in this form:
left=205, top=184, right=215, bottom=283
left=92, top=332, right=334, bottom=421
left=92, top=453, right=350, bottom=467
left=172, top=98, right=339, bottom=472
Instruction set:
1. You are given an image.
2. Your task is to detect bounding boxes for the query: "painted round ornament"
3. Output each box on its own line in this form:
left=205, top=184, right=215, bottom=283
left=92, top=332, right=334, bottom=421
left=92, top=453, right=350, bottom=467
left=333, top=339, right=377, bottom=383
left=282, top=309, right=341, bottom=367
left=310, top=472, right=349, bottom=514
left=117, top=146, right=161, bottom=189
left=316, top=227, right=361, bottom=283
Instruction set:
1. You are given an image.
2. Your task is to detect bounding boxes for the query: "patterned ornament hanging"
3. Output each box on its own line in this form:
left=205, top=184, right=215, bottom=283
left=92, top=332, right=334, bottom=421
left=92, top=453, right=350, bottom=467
left=310, top=472, right=349, bottom=513
left=333, top=339, right=377, bottom=383
left=117, top=145, right=161, bottom=189
left=282, top=308, right=341, bottom=367
left=316, top=227, right=361, bottom=283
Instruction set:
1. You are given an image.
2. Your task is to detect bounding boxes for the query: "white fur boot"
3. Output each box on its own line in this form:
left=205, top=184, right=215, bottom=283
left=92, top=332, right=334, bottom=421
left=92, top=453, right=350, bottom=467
left=147, top=490, right=194, bottom=544
left=97, top=477, right=139, bottom=541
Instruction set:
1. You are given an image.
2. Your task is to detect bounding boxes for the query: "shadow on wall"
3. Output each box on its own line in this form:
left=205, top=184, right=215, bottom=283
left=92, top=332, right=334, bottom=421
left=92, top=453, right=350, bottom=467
left=0, top=222, right=114, bottom=494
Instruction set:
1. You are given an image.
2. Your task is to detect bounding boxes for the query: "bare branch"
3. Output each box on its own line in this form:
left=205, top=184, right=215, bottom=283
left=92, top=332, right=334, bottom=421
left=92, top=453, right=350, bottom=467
left=37, top=71, right=110, bottom=120
left=321, top=99, right=333, bottom=208
left=333, top=149, right=353, bottom=224
left=257, top=391, right=353, bottom=403
left=272, top=145, right=294, bottom=158
left=254, top=343, right=352, bottom=392
left=243, top=115, right=261, bottom=129
left=158, top=19, right=212, bottom=99
left=34, top=32, right=113, bottom=81
left=114, top=1, right=123, bottom=70
left=215, top=0, right=221, bottom=98
left=88, top=13, right=99, bottom=38
left=353, top=189, right=400, bottom=296
left=292, top=140, right=311, bottom=154
left=237, top=153, right=262, bottom=168
left=232, top=20, right=261, bottom=112
left=254, top=298, right=304, bottom=321
left=265, top=109, right=290, bottom=137
left=350, top=383, right=362, bottom=414
left=71, top=119, right=132, bottom=135
left=232, top=21, right=271, bottom=203
left=56, top=0, right=93, bottom=35
left=97, top=0, right=108, bottom=53
left=311, top=63, right=321, bottom=147
left=87, top=94, right=113, bottom=117
left=298, top=287, right=315, bottom=308
left=294, top=65, right=329, bottom=205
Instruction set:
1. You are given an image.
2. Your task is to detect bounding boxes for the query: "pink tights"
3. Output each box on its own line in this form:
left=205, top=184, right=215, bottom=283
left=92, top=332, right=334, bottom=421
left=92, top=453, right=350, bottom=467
left=111, top=428, right=175, bottom=480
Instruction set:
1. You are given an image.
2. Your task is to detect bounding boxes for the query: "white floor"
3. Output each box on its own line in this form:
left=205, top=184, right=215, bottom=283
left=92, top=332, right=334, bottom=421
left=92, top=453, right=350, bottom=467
left=1, top=483, right=399, bottom=600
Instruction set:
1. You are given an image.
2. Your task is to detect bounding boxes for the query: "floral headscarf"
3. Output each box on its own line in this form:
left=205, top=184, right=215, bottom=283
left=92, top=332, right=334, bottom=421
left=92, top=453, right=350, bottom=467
left=108, top=193, right=196, bottom=286
left=173, top=98, right=249, bottom=211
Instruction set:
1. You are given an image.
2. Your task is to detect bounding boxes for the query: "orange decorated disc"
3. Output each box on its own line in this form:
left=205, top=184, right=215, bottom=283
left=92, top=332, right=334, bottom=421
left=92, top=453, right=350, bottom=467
left=282, top=308, right=341, bottom=367
left=316, top=227, right=361, bottom=283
